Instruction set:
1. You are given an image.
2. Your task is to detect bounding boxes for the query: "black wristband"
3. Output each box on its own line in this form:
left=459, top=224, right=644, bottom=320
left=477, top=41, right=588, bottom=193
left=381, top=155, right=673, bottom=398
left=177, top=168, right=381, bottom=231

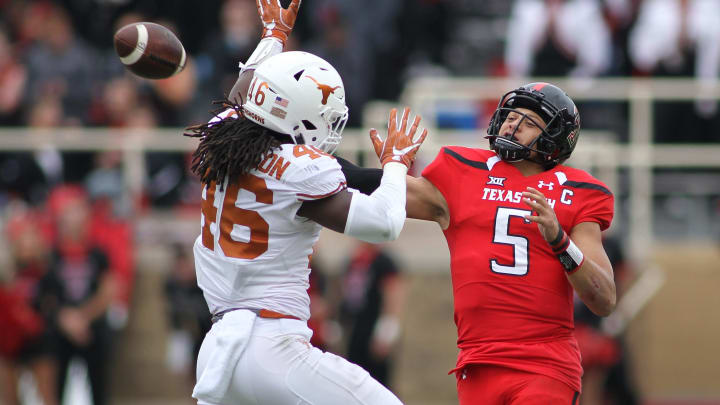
left=546, top=226, right=583, bottom=273
left=556, top=238, right=585, bottom=273
left=335, top=156, right=382, bottom=194
left=548, top=226, right=565, bottom=246
left=557, top=251, right=578, bottom=273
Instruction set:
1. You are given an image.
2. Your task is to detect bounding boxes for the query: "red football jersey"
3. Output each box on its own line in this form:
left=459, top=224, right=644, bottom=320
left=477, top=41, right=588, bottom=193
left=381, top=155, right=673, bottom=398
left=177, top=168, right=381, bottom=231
left=422, top=146, right=614, bottom=391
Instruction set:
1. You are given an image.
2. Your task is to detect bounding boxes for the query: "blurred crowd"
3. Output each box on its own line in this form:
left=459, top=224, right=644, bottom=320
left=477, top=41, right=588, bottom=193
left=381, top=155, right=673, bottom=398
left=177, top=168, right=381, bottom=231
left=1, top=0, right=720, bottom=208
left=0, top=185, right=130, bottom=405
left=503, top=0, right=720, bottom=143
left=0, top=0, right=719, bottom=403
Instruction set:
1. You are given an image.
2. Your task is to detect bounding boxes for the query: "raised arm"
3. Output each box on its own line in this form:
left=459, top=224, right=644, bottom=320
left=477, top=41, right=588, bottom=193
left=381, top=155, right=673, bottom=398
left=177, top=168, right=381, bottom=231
left=362, top=123, right=450, bottom=228
left=298, top=107, right=427, bottom=242
left=336, top=151, right=450, bottom=229
left=228, top=0, right=301, bottom=104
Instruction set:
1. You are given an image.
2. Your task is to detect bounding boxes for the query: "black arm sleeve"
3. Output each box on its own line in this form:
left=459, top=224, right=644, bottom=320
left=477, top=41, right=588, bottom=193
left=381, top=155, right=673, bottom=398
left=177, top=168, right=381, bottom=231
left=335, top=156, right=382, bottom=194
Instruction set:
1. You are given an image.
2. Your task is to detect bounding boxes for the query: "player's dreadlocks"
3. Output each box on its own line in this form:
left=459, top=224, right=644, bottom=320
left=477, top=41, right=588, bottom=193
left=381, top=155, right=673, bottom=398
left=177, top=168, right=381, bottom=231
left=184, top=102, right=288, bottom=188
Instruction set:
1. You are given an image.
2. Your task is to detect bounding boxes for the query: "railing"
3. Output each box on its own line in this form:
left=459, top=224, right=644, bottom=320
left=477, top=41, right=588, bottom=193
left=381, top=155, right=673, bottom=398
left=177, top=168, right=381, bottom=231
left=1, top=78, right=719, bottom=265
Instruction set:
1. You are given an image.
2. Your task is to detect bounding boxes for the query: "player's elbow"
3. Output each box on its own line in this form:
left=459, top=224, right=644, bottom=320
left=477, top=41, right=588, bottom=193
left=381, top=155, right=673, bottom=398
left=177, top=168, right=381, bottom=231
left=586, top=290, right=617, bottom=317
left=383, top=208, right=405, bottom=241
left=358, top=208, right=405, bottom=243
left=592, top=300, right=616, bottom=318
left=344, top=193, right=406, bottom=243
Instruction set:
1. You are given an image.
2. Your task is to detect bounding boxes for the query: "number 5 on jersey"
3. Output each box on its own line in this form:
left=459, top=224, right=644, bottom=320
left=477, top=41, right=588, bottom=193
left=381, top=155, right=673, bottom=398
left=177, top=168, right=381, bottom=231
left=201, top=175, right=273, bottom=259
left=491, top=207, right=532, bottom=276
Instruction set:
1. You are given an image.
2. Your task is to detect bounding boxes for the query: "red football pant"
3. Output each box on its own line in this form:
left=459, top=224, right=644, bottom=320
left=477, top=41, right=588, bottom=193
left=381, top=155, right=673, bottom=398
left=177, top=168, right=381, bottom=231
left=456, top=364, right=579, bottom=405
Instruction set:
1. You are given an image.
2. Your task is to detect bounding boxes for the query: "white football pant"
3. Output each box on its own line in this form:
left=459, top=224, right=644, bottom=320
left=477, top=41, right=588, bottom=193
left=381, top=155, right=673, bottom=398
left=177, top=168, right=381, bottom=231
left=195, top=312, right=403, bottom=405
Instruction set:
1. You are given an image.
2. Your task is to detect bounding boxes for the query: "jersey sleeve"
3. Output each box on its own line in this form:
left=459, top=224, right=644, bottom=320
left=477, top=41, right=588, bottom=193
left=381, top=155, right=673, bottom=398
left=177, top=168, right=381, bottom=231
left=287, top=155, right=347, bottom=201
left=574, top=186, right=614, bottom=231
left=421, top=147, right=461, bottom=207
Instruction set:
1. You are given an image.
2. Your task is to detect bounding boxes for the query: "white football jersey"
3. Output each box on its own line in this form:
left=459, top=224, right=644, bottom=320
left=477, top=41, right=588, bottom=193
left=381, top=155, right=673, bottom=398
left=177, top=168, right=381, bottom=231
left=193, top=143, right=346, bottom=320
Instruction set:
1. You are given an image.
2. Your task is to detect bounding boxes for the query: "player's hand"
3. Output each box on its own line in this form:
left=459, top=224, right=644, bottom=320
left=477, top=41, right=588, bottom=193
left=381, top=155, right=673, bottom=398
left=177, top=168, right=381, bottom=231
left=370, top=107, right=428, bottom=169
left=256, top=0, right=301, bottom=45
left=522, top=187, right=562, bottom=242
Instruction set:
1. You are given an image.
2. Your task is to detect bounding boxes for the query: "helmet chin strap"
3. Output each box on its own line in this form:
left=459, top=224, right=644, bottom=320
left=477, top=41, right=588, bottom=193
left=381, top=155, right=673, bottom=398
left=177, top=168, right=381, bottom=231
left=493, top=136, right=530, bottom=161
left=489, top=110, right=560, bottom=167
left=491, top=133, right=550, bottom=166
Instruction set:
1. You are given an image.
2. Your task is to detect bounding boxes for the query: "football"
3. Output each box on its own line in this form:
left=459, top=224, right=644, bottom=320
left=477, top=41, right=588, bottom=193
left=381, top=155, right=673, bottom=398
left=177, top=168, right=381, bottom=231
left=113, top=22, right=187, bottom=79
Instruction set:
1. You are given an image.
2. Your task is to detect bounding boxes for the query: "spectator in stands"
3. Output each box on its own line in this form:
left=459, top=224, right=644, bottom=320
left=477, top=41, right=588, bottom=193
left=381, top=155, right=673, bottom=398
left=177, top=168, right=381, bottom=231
left=86, top=72, right=190, bottom=210
left=81, top=77, right=140, bottom=328
left=0, top=92, right=64, bottom=208
left=629, top=0, right=720, bottom=142
left=90, top=76, right=142, bottom=127
left=7, top=1, right=49, bottom=51
left=303, top=3, right=371, bottom=127
left=504, top=0, right=631, bottom=141
left=393, top=0, right=452, bottom=95
left=0, top=208, right=58, bottom=405
left=85, top=155, right=136, bottom=330
left=505, top=0, right=612, bottom=78
left=339, top=242, right=407, bottom=388
left=21, top=4, right=98, bottom=187
left=86, top=76, right=145, bottom=216
left=0, top=25, right=27, bottom=126
left=38, top=185, right=116, bottom=405
left=194, top=0, right=261, bottom=109
left=22, top=3, right=98, bottom=125
left=629, top=0, right=720, bottom=86
left=142, top=19, right=198, bottom=127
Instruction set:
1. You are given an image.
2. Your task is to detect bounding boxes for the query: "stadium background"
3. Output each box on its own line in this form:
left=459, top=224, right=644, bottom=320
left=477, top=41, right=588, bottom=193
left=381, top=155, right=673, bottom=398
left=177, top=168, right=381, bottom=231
left=0, top=0, right=719, bottom=404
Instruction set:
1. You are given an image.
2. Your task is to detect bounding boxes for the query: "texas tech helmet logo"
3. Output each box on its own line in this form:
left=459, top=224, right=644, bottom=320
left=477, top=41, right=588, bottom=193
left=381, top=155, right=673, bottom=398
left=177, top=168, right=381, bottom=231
left=566, top=107, right=581, bottom=147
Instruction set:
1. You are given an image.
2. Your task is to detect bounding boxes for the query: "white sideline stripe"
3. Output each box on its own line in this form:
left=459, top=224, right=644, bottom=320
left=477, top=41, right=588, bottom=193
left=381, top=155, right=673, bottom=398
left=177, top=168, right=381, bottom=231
left=174, top=46, right=187, bottom=75
left=119, top=24, right=148, bottom=65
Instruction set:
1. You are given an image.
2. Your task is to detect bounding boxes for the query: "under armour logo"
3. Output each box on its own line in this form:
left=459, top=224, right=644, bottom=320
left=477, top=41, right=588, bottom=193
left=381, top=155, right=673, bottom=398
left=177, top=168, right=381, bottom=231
left=305, top=76, right=341, bottom=105
left=487, top=176, right=506, bottom=187
left=538, top=181, right=554, bottom=190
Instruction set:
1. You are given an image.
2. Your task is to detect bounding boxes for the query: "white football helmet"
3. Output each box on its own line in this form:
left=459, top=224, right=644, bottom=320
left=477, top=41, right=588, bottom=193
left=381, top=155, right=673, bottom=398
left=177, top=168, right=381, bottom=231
left=243, top=51, right=349, bottom=154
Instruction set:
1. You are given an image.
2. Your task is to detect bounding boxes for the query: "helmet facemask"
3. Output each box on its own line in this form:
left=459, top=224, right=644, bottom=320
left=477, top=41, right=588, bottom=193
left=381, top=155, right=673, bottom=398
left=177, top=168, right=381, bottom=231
left=487, top=84, right=579, bottom=169
left=311, top=104, right=348, bottom=154
left=489, top=108, right=542, bottom=162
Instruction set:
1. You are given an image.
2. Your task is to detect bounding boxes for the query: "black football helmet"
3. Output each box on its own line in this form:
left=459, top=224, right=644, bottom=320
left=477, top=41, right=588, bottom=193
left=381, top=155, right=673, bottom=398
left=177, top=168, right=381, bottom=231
left=486, top=82, right=580, bottom=169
